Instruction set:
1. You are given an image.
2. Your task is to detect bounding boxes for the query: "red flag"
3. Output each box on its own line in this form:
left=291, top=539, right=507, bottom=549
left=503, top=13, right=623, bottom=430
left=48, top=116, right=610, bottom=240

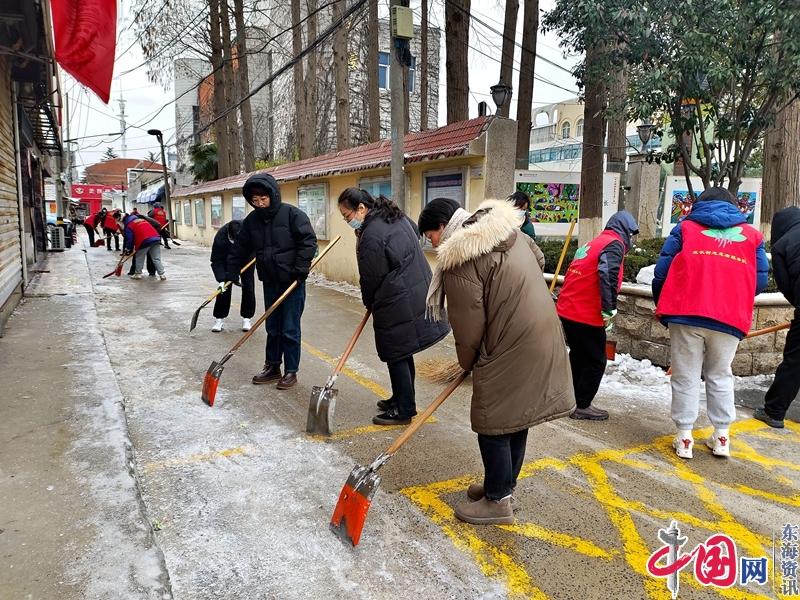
left=51, top=0, right=117, bottom=104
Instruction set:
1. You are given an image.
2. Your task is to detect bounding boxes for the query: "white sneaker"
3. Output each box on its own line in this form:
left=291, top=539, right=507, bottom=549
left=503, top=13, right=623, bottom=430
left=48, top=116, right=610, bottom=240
left=706, top=430, right=731, bottom=457
left=242, top=318, right=252, bottom=331
left=212, top=318, right=224, bottom=332
left=159, top=274, right=167, bottom=281
left=673, top=433, right=694, bottom=459
left=130, top=273, right=142, bottom=280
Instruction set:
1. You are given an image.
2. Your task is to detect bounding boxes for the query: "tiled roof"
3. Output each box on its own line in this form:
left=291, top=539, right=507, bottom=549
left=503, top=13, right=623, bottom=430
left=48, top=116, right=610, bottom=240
left=85, top=158, right=165, bottom=177
left=174, top=116, right=492, bottom=198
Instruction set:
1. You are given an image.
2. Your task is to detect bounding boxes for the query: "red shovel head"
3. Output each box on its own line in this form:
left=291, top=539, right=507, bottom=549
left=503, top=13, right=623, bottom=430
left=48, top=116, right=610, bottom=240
left=94, top=239, right=106, bottom=247
left=605, top=340, right=617, bottom=361
left=202, top=361, right=224, bottom=407
left=330, top=464, right=381, bottom=547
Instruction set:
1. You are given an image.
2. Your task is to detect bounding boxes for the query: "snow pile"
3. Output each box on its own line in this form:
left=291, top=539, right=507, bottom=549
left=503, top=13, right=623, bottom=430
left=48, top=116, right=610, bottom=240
left=600, top=353, right=672, bottom=408
left=636, top=264, right=656, bottom=285
left=308, top=272, right=362, bottom=299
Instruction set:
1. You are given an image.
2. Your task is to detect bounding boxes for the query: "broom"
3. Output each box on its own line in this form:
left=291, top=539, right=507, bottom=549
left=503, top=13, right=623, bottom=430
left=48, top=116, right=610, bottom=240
left=418, top=357, right=465, bottom=384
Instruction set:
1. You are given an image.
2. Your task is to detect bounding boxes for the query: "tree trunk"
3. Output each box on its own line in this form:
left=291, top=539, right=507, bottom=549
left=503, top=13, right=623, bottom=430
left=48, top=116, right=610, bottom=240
left=366, top=0, right=380, bottom=141
left=606, top=68, right=628, bottom=210
left=305, top=0, right=319, bottom=156
left=233, top=0, right=255, bottom=171
left=761, top=98, right=800, bottom=237
left=445, top=0, right=470, bottom=124
left=514, top=0, right=537, bottom=169
left=291, top=0, right=311, bottom=159
left=332, top=0, right=350, bottom=150
left=499, top=0, right=518, bottom=118
left=420, top=0, right=429, bottom=130
left=578, top=45, right=607, bottom=245
left=208, top=0, right=230, bottom=178
left=220, top=0, right=241, bottom=173
left=267, top=50, right=275, bottom=160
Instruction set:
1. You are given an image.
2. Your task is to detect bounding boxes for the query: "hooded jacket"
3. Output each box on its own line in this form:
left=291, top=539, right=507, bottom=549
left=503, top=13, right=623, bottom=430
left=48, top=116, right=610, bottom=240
left=227, top=174, right=317, bottom=284
left=652, top=199, right=769, bottom=338
left=211, top=220, right=254, bottom=282
left=356, top=210, right=450, bottom=362
left=771, top=206, right=800, bottom=307
left=437, top=199, right=575, bottom=435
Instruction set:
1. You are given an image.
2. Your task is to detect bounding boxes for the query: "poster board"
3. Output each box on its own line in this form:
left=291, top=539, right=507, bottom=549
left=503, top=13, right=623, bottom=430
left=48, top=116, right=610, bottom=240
left=661, top=177, right=762, bottom=236
left=425, top=172, right=465, bottom=206
left=513, top=170, right=620, bottom=237
left=298, top=183, right=328, bottom=239
left=232, top=196, right=246, bottom=221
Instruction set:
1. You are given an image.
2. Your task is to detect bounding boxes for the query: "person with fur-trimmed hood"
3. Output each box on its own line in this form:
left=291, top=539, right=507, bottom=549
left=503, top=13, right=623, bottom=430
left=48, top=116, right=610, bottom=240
left=227, top=173, right=317, bottom=390
left=432, top=199, right=575, bottom=525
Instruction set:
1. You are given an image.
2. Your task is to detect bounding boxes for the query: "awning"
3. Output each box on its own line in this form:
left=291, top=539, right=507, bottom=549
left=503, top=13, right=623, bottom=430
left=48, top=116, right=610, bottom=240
left=136, top=185, right=164, bottom=204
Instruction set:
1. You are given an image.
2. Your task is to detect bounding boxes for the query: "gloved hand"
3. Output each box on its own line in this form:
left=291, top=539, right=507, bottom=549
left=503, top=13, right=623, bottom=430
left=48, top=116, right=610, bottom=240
left=293, top=271, right=308, bottom=282
left=216, top=282, right=229, bottom=294
left=602, top=309, right=618, bottom=332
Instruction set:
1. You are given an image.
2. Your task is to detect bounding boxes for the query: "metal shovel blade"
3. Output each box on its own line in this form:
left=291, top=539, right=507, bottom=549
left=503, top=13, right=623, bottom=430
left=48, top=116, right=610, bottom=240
left=189, top=301, right=208, bottom=332
left=329, top=463, right=382, bottom=547
left=306, top=385, right=337, bottom=435
left=201, top=360, right=225, bottom=407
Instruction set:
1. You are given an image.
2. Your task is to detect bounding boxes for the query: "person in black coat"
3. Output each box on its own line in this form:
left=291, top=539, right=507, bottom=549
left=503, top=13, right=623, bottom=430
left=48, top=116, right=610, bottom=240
left=755, top=206, right=800, bottom=428
left=210, top=220, right=256, bottom=332
left=337, top=188, right=451, bottom=425
left=227, top=173, right=317, bottom=390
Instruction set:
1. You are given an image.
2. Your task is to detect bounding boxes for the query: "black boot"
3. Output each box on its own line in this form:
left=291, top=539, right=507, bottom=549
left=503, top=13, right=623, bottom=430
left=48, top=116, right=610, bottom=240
left=252, top=363, right=282, bottom=384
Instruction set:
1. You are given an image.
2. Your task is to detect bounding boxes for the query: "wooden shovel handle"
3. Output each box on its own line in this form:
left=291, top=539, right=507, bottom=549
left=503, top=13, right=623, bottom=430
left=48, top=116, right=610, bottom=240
left=225, top=236, right=341, bottom=357
left=385, top=370, right=468, bottom=457
left=332, top=310, right=371, bottom=377
left=745, top=322, right=791, bottom=338
left=549, top=220, right=576, bottom=293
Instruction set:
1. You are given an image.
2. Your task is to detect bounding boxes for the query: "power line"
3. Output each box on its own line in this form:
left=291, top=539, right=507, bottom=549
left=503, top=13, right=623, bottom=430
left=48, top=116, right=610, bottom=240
left=115, top=0, right=173, bottom=62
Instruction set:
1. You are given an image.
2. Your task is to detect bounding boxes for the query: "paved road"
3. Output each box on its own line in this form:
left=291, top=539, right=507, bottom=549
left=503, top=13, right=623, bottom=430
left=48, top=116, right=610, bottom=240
left=1, top=236, right=798, bottom=599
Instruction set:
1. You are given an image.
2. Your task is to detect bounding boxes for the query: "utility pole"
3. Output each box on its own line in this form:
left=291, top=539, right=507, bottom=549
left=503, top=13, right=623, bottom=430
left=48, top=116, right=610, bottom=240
left=65, top=92, right=72, bottom=209
left=390, top=0, right=412, bottom=210
left=148, top=129, right=174, bottom=236
left=118, top=96, right=127, bottom=157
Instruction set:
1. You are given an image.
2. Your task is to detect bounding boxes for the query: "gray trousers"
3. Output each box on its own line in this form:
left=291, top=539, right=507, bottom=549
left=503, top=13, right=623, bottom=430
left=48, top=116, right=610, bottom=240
left=134, top=243, right=164, bottom=275
left=669, top=323, right=740, bottom=430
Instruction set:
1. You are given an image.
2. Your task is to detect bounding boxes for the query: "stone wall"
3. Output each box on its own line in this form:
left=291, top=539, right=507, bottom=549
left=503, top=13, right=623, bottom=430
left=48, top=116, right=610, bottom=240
left=610, top=285, right=794, bottom=376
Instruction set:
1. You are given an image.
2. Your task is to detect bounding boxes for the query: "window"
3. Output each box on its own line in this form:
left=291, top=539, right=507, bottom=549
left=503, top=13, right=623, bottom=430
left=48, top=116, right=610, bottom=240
left=210, top=196, right=223, bottom=227
left=298, top=184, right=327, bottom=239
left=359, top=178, right=392, bottom=200
left=424, top=172, right=464, bottom=207
left=576, top=118, right=584, bottom=138
left=232, top=196, right=246, bottom=221
left=378, top=52, right=416, bottom=92
left=561, top=121, right=571, bottom=139
left=378, top=52, right=389, bottom=89
left=174, top=201, right=181, bottom=223
left=194, top=198, right=205, bottom=227
left=182, top=200, right=192, bottom=225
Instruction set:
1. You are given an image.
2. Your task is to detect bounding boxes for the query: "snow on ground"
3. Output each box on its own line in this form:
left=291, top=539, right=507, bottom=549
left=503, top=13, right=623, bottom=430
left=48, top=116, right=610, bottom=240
left=308, top=272, right=362, bottom=300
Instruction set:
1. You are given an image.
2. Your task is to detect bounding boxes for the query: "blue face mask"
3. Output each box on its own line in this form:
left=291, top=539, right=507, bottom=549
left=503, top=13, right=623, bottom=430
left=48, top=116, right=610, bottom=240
left=348, top=218, right=363, bottom=230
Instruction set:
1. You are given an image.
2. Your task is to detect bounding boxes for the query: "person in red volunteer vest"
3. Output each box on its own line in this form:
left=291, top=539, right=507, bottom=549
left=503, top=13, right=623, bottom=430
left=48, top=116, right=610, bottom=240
left=556, top=211, right=639, bottom=421
left=653, top=187, right=769, bottom=459
left=122, top=213, right=166, bottom=280
left=102, top=209, right=122, bottom=252
left=82, top=211, right=101, bottom=247
left=148, top=202, right=171, bottom=249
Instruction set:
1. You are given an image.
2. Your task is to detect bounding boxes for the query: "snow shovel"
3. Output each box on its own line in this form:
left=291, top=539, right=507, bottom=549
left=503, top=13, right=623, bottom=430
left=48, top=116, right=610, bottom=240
left=189, top=257, right=257, bottom=332
left=102, top=252, right=133, bottom=278
left=330, top=370, right=468, bottom=547
left=549, top=220, right=576, bottom=294
left=306, top=310, right=371, bottom=435
left=202, top=236, right=341, bottom=407
left=93, top=239, right=106, bottom=247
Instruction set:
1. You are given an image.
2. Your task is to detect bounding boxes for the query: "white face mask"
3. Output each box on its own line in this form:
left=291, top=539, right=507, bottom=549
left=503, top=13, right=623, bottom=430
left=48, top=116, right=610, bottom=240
left=516, top=209, right=527, bottom=220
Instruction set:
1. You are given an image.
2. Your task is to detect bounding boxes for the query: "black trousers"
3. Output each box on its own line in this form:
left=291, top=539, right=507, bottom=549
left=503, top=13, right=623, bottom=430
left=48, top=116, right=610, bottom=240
left=561, top=317, right=607, bottom=409
left=103, top=227, right=120, bottom=250
left=478, top=428, right=529, bottom=500
left=387, top=355, right=416, bottom=418
left=128, top=253, right=156, bottom=276
left=84, top=224, right=96, bottom=246
left=160, top=229, right=171, bottom=248
left=764, top=309, right=800, bottom=420
left=213, top=268, right=256, bottom=319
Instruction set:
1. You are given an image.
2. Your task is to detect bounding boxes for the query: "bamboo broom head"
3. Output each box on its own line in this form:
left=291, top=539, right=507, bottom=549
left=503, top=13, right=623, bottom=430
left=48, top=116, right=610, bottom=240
left=417, top=357, right=465, bottom=384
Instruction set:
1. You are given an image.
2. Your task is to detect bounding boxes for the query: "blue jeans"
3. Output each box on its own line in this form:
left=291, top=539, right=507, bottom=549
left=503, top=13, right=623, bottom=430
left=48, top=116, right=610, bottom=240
left=263, top=280, right=305, bottom=373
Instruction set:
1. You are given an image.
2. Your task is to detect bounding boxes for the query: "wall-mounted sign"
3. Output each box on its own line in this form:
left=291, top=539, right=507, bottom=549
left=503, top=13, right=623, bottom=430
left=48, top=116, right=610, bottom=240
left=298, top=184, right=328, bottom=239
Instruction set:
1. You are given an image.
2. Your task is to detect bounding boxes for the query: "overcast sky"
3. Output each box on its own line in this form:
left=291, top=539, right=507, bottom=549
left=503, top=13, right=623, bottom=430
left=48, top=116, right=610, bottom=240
left=65, top=0, right=580, bottom=175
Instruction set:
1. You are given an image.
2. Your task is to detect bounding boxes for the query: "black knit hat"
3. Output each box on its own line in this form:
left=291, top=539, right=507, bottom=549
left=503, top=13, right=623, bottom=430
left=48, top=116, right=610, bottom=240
left=696, top=186, right=737, bottom=206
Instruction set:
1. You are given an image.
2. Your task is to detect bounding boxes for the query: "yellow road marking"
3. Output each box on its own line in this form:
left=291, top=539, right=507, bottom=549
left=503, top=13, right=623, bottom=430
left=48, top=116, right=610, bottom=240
left=309, top=415, right=438, bottom=442
left=143, top=445, right=253, bottom=474
left=301, top=341, right=391, bottom=399
left=403, top=419, right=799, bottom=599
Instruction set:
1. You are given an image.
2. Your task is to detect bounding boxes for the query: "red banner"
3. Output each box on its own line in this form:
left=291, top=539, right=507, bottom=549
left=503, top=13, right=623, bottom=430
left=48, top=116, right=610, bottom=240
left=51, top=0, right=117, bottom=104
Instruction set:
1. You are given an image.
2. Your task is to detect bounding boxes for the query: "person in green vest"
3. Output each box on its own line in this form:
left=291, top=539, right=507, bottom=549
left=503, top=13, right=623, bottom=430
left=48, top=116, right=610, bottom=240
left=509, top=191, right=536, bottom=241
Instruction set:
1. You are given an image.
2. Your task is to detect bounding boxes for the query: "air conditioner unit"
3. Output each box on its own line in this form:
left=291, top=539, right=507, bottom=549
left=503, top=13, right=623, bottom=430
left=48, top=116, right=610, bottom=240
left=48, top=225, right=65, bottom=252
left=391, top=6, right=413, bottom=40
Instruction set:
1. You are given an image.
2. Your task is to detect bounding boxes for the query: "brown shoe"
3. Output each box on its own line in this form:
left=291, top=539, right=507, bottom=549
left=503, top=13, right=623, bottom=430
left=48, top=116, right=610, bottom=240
left=276, top=372, right=297, bottom=389
left=467, top=484, right=517, bottom=506
left=570, top=406, right=609, bottom=421
left=252, top=363, right=282, bottom=385
left=454, top=497, right=514, bottom=525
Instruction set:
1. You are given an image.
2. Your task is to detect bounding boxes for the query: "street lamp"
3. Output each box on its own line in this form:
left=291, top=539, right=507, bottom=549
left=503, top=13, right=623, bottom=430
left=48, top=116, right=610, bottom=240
left=637, top=119, right=656, bottom=152
left=490, top=79, right=513, bottom=115
left=147, top=129, right=174, bottom=237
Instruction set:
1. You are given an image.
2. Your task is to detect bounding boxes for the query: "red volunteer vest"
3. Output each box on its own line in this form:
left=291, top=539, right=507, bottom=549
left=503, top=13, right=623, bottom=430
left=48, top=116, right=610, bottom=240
left=84, top=213, right=98, bottom=227
left=103, top=212, right=119, bottom=230
left=129, top=218, right=159, bottom=250
left=153, top=208, right=168, bottom=226
left=557, top=230, right=625, bottom=327
left=656, top=220, right=762, bottom=334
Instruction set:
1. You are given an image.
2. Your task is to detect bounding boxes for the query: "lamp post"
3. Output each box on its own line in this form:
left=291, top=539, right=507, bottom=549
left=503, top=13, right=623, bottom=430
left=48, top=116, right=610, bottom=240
left=490, top=80, right=513, bottom=115
left=637, top=119, right=656, bottom=152
left=147, top=129, right=174, bottom=237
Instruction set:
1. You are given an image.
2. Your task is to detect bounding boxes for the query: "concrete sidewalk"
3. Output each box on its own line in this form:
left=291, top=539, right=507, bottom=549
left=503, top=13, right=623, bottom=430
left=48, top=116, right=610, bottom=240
left=1, top=236, right=798, bottom=600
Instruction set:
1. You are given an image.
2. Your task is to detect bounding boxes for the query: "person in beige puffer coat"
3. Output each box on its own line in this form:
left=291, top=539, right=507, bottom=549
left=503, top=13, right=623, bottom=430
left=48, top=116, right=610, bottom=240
left=433, top=198, right=575, bottom=525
